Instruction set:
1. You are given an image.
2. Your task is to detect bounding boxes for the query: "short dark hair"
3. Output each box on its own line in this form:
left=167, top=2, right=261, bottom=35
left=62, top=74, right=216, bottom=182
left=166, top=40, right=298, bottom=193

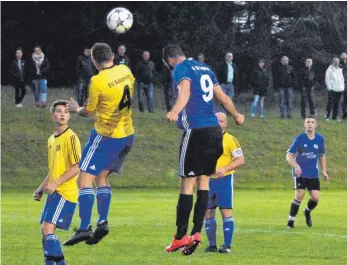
left=16, top=47, right=23, bottom=52
left=162, top=44, right=185, bottom=61
left=198, top=53, right=205, bottom=57
left=34, top=45, right=41, bottom=50
left=91, top=43, right=113, bottom=64
left=50, top=100, right=68, bottom=114
left=305, top=114, right=316, bottom=120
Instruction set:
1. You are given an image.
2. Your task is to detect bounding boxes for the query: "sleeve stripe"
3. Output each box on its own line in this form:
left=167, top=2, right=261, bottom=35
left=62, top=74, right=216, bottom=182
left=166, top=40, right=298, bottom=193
left=70, top=135, right=80, bottom=163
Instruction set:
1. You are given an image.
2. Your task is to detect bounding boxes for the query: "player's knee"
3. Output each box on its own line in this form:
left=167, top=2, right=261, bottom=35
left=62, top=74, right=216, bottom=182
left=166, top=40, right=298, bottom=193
left=205, top=209, right=215, bottom=219
left=41, top=222, right=55, bottom=235
left=220, top=209, right=232, bottom=218
left=311, top=195, right=320, bottom=202
left=295, top=192, right=305, bottom=201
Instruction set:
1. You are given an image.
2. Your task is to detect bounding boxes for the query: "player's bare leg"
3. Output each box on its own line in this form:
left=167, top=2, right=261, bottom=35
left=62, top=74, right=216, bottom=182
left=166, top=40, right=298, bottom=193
left=86, top=170, right=111, bottom=245
left=287, top=189, right=305, bottom=228
left=218, top=208, right=233, bottom=253
left=182, top=175, right=209, bottom=256
left=304, top=190, right=320, bottom=227
left=63, top=171, right=95, bottom=246
left=166, top=177, right=196, bottom=253
left=42, top=222, right=66, bottom=265
left=204, top=209, right=217, bottom=252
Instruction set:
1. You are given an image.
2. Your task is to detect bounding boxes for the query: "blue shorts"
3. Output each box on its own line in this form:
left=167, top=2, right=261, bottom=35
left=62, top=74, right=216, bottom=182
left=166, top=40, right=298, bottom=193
left=79, top=129, right=135, bottom=176
left=40, top=192, right=76, bottom=230
left=208, top=174, right=234, bottom=209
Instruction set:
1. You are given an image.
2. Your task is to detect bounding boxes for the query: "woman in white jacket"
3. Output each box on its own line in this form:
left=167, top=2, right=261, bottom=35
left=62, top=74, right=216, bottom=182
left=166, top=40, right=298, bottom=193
left=325, top=57, right=345, bottom=120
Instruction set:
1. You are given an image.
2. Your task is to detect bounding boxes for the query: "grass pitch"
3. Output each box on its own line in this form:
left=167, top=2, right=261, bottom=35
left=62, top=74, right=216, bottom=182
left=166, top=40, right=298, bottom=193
left=1, top=190, right=347, bottom=265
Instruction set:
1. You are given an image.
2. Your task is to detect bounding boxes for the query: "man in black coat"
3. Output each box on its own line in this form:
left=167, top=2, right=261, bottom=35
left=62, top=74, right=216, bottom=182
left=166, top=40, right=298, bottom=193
left=299, top=58, right=316, bottom=118
left=114, top=44, right=131, bottom=70
left=76, top=47, right=95, bottom=106
left=274, top=56, right=296, bottom=118
left=9, top=48, right=27, bottom=107
left=340, top=52, right=347, bottom=119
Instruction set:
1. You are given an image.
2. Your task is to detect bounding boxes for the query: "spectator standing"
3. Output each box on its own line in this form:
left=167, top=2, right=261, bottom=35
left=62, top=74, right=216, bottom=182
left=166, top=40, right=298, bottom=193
left=29, top=45, right=50, bottom=108
left=135, top=51, right=156, bottom=113
left=216, top=52, right=236, bottom=100
left=115, top=44, right=131, bottom=70
left=250, top=59, right=269, bottom=118
left=275, top=56, right=296, bottom=119
left=299, top=58, right=316, bottom=119
left=163, top=61, right=175, bottom=111
left=9, top=47, right=27, bottom=107
left=340, top=52, right=347, bottom=119
left=325, top=57, right=345, bottom=121
left=76, top=47, right=95, bottom=106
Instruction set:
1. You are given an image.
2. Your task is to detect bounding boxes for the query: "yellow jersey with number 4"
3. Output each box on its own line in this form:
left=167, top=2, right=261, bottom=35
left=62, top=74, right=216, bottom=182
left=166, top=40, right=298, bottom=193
left=85, top=64, right=135, bottom=138
left=48, top=128, right=81, bottom=202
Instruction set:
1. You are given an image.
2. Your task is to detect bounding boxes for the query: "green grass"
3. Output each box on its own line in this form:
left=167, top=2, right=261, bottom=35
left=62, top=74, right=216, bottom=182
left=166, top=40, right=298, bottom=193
left=1, top=86, right=347, bottom=264
left=2, top=190, right=347, bottom=265
left=1, top=85, right=347, bottom=189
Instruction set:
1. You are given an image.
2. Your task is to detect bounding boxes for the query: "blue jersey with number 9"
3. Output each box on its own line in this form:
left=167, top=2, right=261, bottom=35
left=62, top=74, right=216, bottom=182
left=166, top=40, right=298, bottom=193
left=173, top=58, right=219, bottom=130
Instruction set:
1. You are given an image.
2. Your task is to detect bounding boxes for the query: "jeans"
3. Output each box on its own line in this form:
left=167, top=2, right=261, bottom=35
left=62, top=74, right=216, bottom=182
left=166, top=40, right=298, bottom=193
left=215, top=83, right=234, bottom=113
left=32, top=79, right=47, bottom=105
left=279, top=87, right=293, bottom=117
left=301, top=86, right=315, bottom=118
left=250, top=95, right=265, bottom=116
left=138, top=82, right=154, bottom=112
left=326, top=91, right=343, bottom=120
left=13, top=80, right=26, bottom=104
left=77, top=79, right=90, bottom=107
left=164, top=80, right=175, bottom=111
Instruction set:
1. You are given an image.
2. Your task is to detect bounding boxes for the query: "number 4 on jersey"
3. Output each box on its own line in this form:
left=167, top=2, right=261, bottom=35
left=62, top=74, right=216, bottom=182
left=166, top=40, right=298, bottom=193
left=119, top=85, right=132, bottom=110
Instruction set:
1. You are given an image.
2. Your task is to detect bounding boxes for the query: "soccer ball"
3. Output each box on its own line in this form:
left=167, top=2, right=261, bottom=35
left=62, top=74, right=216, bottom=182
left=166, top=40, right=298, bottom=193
left=106, top=7, right=133, bottom=34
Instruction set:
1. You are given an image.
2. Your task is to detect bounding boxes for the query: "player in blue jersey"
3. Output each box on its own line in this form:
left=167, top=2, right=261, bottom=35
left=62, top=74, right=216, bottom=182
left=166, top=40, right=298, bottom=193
left=286, top=115, right=330, bottom=228
left=162, top=44, right=244, bottom=256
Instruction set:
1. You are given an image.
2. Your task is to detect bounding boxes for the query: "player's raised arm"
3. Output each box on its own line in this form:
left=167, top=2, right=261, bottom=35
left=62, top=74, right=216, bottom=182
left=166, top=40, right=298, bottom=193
left=213, top=85, right=244, bottom=125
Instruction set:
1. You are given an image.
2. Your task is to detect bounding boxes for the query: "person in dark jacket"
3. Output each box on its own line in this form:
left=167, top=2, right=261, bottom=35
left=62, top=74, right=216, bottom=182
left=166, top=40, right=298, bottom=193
left=299, top=58, right=316, bottom=118
left=274, top=56, right=296, bottom=118
left=29, top=45, right=50, bottom=107
left=135, top=51, right=156, bottom=112
left=215, top=52, right=237, bottom=113
left=340, top=52, right=347, bottom=119
left=250, top=59, right=269, bottom=118
left=114, top=44, right=131, bottom=70
left=9, top=48, right=27, bottom=107
left=76, top=47, right=95, bottom=106
left=163, top=61, right=175, bottom=112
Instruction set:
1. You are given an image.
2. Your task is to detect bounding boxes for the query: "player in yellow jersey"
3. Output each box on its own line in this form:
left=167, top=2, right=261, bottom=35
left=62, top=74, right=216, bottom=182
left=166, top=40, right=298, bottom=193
left=204, top=112, right=245, bottom=254
left=64, top=43, right=135, bottom=246
left=33, top=100, right=81, bottom=265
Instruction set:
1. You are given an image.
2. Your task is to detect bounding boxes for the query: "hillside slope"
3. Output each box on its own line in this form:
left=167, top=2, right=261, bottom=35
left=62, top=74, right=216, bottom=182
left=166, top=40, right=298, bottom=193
left=1, top=86, right=346, bottom=189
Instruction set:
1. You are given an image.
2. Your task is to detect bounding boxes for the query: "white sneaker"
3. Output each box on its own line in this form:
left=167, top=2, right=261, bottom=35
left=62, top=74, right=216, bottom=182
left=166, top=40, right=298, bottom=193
left=337, top=119, right=341, bottom=122
left=15, top=103, right=23, bottom=108
left=250, top=113, right=255, bottom=117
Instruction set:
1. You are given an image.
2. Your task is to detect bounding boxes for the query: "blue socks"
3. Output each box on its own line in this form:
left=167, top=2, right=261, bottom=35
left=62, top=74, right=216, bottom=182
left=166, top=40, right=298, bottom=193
left=205, top=218, right=217, bottom=246
left=79, top=188, right=95, bottom=230
left=223, top=216, right=234, bottom=247
left=43, top=234, right=65, bottom=265
left=97, top=186, right=112, bottom=224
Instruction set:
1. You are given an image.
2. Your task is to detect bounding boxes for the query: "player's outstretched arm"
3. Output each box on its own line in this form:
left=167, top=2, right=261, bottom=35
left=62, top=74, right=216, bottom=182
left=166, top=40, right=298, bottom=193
left=67, top=98, right=93, bottom=118
left=167, top=79, right=191, bottom=122
left=33, top=173, right=50, bottom=201
left=213, top=85, right=244, bottom=125
left=216, top=155, right=245, bottom=178
left=320, top=155, right=330, bottom=182
left=44, top=164, right=80, bottom=195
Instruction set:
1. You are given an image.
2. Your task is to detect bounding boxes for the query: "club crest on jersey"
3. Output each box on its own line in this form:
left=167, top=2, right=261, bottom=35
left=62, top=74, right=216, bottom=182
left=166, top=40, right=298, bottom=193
left=313, top=144, right=318, bottom=149
left=56, top=145, right=60, bottom=151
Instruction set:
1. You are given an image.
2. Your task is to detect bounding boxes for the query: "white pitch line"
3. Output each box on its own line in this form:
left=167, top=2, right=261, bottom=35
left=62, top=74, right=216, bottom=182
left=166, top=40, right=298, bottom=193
left=235, top=228, right=347, bottom=239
